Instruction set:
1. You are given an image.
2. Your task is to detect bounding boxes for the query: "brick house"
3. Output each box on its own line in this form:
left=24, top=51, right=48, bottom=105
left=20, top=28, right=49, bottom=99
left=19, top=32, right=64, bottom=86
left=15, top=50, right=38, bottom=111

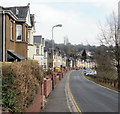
left=0, top=4, right=31, bottom=62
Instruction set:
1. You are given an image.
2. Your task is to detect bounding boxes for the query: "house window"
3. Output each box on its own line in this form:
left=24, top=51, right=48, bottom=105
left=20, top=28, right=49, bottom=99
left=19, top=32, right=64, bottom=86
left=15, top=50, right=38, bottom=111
left=36, top=46, right=39, bottom=54
left=16, top=24, right=22, bottom=41
left=10, top=22, right=13, bottom=40
left=41, top=46, right=42, bottom=55
left=28, top=31, right=30, bottom=43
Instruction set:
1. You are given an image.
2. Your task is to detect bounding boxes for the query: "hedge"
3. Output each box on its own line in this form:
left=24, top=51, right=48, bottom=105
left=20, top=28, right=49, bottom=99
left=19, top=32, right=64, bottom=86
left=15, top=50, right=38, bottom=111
left=2, top=60, right=43, bottom=113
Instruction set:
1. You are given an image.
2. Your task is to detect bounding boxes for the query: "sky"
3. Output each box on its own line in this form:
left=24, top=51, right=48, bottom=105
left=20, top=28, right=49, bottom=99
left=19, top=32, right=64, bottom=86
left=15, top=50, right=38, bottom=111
left=0, top=0, right=119, bottom=45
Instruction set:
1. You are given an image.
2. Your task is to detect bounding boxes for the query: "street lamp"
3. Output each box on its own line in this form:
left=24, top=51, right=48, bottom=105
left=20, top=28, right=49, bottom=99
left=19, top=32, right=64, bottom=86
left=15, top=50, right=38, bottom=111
left=52, top=24, right=62, bottom=90
left=52, top=24, right=62, bottom=53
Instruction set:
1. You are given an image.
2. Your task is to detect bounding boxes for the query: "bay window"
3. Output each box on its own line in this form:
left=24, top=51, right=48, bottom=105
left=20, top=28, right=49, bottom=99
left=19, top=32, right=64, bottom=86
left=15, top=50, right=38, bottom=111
left=36, top=46, right=39, bottom=54
left=16, top=24, right=22, bottom=41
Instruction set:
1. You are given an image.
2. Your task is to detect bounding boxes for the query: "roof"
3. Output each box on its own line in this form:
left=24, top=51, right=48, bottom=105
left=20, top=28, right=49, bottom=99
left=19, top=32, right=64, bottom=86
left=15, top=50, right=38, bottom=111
left=33, top=35, right=42, bottom=44
left=30, top=14, right=35, bottom=27
left=5, top=6, right=29, bottom=20
left=7, top=50, right=25, bottom=61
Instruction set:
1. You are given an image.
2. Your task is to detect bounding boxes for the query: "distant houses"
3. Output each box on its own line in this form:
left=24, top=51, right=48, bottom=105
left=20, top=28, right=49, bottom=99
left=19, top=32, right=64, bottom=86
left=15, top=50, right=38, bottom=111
left=33, top=35, right=45, bottom=68
left=53, top=51, right=67, bottom=68
left=0, top=3, right=96, bottom=70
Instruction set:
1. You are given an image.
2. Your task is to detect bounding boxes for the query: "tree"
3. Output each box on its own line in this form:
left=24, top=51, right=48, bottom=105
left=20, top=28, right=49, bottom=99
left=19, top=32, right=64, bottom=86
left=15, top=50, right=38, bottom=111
left=98, top=12, right=120, bottom=87
left=93, top=45, right=116, bottom=79
left=81, top=49, right=87, bottom=61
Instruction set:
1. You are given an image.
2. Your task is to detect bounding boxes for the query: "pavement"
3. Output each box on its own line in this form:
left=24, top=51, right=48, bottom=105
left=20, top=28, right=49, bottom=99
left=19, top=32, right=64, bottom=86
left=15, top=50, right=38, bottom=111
left=41, top=72, right=70, bottom=112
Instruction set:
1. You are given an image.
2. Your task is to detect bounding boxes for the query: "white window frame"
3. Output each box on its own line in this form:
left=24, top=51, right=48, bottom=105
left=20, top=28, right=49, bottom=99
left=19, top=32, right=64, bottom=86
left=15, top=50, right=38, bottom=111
left=36, top=46, right=39, bottom=54
left=41, top=46, right=42, bottom=55
left=16, top=24, right=22, bottom=41
left=28, top=31, right=30, bottom=44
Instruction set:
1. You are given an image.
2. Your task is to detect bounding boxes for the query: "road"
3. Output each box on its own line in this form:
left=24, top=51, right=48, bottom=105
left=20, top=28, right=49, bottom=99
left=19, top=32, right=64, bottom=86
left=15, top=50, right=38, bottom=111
left=69, top=70, right=118, bottom=112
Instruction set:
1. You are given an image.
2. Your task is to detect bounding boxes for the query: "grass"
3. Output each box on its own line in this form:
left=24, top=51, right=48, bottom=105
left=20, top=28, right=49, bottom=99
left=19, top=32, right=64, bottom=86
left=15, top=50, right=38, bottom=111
left=85, top=76, right=119, bottom=92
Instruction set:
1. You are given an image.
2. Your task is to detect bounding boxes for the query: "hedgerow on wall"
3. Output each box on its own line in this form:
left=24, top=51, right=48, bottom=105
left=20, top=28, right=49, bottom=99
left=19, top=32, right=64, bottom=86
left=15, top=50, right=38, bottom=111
left=2, top=60, right=43, bottom=113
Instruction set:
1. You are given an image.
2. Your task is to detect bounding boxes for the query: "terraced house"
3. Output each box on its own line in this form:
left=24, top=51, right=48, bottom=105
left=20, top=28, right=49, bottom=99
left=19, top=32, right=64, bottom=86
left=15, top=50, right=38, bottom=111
left=27, top=14, right=36, bottom=59
left=33, top=35, right=45, bottom=68
left=0, top=4, right=31, bottom=62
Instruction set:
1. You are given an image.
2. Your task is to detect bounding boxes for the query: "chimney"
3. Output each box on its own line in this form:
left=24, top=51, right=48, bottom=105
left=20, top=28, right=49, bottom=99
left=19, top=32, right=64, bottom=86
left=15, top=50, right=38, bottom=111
left=16, top=8, right=19, bottom=15
left=27, top=3, right=30, bottom=6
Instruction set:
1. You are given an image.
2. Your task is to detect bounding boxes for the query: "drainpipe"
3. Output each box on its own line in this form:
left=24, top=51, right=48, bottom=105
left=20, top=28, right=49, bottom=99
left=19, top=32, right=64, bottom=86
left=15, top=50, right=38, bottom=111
left=2, top=11, right=6, bottom=62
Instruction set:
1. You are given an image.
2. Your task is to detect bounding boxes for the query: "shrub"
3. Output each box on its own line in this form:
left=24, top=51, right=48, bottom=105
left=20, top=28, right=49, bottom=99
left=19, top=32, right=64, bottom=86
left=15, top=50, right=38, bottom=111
left=2, top=64, right=17, bottom=112
left=46, top=69, right=53, bottom=75
left=2, top=60, right=43, bottom=112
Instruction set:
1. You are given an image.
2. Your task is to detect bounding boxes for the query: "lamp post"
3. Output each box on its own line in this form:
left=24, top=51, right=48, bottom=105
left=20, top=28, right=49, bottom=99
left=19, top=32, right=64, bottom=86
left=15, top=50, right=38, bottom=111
left=52, top=24, right=62, bottom=90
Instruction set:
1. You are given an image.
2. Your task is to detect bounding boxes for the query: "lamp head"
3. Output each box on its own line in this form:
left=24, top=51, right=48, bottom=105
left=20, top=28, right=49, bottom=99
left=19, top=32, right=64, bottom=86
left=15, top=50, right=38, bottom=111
left=55, top=24, right=62, bottom=27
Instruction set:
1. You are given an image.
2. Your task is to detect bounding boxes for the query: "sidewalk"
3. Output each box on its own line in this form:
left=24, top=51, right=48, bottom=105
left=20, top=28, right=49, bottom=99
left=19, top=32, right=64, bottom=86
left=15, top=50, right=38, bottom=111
left=41, top=72, right=70, bottom=112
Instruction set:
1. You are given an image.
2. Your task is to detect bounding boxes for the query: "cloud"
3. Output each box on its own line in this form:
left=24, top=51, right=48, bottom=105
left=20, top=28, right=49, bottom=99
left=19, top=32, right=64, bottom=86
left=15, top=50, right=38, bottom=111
left=1, top=0, right=119, bottom=45
left=32, top=4, right=82, bottom=43
left=31, top=4, right=99, bottom=45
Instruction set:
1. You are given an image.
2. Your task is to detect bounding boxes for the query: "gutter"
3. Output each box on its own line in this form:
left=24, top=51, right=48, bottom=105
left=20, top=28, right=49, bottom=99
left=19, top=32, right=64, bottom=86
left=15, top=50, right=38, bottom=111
left=0, top=10, right=26, bottom=22
left=0, top=10, right=17, bottom=20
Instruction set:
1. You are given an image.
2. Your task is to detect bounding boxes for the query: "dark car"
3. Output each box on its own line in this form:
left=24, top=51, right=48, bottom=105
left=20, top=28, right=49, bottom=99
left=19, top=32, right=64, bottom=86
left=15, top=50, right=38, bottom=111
left=76, top=67, right=79, bottom=70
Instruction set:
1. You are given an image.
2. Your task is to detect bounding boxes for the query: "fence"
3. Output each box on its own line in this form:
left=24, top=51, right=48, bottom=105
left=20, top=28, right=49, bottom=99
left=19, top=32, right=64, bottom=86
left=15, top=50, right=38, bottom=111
left=88, top=75, right=118, bottom=88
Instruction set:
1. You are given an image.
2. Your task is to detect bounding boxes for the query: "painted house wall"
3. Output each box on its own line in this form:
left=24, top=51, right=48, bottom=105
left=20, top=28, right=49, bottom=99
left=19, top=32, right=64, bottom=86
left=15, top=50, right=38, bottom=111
left=33, top=44, right=45, bottom=67
left=28, top=29, right=35, bottom=59
left=28, top=46, right=34, bottom=59
left=34, top=55, right=44, bottom=66
left=62, top=57, right=67, bottom=67
left=44, top=51, right=48, bottom=70
left=54, top=54, right=63, bottom=68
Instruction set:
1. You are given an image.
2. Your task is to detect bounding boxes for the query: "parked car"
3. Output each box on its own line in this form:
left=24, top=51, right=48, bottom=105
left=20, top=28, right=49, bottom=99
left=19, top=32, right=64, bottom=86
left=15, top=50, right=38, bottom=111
left=76, top=67, right=79, bottom=70
left=84, top=68, right=92, bottom=74
left=84, top=69, right=97, bottom=76
left=92, top=70, right=97, bottom=75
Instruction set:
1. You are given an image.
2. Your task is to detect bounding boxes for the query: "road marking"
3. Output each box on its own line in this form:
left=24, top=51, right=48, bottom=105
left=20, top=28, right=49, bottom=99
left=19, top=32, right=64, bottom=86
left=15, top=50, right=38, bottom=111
left=68, top=84, right=81, bottom=113
left=82, top=71, right=119, bottom=93
left=65, top=71, right=82, bottom=113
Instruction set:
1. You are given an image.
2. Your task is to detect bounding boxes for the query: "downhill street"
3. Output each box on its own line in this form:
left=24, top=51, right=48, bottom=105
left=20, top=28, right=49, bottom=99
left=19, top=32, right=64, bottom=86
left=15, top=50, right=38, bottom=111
left=69, top=70, right=118, bottom=112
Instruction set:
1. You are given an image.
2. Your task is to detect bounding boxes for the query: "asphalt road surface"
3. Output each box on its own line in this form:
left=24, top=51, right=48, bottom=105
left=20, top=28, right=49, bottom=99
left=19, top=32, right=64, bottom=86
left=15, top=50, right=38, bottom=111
left=69, top=70, right=119, bottom=112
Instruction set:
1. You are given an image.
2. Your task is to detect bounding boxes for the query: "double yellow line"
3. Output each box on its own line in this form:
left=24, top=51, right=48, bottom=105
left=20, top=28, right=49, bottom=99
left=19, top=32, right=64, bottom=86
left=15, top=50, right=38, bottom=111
left=66, top=73, right=82, bottom=113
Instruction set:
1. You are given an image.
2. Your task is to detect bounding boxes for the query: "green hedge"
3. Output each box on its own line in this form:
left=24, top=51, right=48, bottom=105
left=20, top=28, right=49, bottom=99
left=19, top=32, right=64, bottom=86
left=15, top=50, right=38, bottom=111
left=2, top=60, right=43, bottom=113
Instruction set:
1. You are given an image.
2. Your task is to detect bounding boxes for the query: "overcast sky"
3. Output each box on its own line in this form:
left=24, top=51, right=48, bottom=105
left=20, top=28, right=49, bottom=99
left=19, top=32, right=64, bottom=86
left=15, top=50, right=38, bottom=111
left=1, top=0, right=119, bottom=45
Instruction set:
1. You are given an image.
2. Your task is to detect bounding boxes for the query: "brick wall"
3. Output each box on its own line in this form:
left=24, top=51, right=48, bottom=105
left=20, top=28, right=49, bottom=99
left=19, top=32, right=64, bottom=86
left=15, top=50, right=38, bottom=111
left=26, top=88, right=42, bottom=112
left=44, top=78, right=52, bottom=98
left=26, top=71, right=67, bottom=112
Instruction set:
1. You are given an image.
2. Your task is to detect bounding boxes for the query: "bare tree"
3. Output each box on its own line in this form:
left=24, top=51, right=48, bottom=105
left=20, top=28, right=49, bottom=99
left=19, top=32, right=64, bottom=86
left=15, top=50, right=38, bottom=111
left=98, top=12, right=120, bottom=86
